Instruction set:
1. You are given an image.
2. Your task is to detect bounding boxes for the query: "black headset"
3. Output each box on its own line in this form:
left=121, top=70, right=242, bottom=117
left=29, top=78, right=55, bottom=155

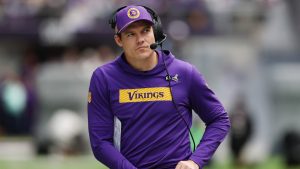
left=108, top=5, right=167, bottom=45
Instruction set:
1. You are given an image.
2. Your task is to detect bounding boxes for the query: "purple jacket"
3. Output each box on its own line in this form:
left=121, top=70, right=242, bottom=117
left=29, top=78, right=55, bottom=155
left=88, top=50, right=230, bottom=169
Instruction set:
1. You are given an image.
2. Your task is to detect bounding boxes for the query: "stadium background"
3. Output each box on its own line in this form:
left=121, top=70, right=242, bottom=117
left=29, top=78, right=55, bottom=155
left=1, top=0, right=300, bottom=168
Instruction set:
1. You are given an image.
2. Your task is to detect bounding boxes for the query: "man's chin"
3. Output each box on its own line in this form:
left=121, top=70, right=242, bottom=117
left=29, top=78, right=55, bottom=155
left=137, top=50, right=152, bottom=57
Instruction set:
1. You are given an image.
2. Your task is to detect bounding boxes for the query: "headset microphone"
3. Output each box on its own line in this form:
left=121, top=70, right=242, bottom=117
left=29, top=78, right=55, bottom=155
left=150, top=34, right=167, bottom=50
left=150, top=43, right=158, bottom=50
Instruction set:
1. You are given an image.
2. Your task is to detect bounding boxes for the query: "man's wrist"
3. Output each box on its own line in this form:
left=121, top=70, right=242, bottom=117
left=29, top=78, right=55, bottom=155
left=187, top=160, right=200, bottom=169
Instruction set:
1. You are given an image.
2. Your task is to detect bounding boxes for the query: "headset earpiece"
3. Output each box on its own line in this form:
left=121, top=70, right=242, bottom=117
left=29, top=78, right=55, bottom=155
left=141, top=6, right=166, bottom=43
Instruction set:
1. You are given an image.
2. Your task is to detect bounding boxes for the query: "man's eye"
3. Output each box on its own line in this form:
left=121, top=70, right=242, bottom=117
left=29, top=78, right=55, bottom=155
left=127, top=33, right=134, bottom=37
left=144, top=28, right=150, bottom=32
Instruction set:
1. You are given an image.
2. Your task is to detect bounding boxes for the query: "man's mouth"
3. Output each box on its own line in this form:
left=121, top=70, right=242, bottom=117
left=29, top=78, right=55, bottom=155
left=136, top=46, right=148, bottom=50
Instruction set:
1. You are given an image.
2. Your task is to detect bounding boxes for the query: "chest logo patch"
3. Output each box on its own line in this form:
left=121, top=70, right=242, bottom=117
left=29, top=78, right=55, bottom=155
left=119, top=87, right=172, bottom=103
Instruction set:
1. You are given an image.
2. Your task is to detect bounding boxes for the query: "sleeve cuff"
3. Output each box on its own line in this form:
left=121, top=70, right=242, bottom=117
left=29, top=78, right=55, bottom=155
left=189, top=157, right=202, bottom=169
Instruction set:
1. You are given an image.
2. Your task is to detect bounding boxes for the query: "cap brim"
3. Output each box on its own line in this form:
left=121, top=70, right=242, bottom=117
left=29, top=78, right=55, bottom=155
left=117, top=19, right=154, bottom=34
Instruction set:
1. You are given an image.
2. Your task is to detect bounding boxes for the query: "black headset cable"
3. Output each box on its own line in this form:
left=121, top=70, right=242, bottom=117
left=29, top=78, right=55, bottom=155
left=160, top=45, right=196, bottom=152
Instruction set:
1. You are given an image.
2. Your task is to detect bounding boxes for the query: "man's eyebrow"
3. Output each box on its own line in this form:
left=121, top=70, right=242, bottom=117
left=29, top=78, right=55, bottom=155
left=123, top=26, right=136, bottom=33
left=123, top=29, right=134, bottom=34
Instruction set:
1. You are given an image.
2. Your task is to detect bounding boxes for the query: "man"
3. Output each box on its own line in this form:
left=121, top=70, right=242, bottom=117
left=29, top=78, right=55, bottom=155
left=87, top=5, right=230, bottom=169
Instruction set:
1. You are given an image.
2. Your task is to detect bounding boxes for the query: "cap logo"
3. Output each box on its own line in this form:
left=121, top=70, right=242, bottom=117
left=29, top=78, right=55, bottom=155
left=127, top=8, right=140, bottom=19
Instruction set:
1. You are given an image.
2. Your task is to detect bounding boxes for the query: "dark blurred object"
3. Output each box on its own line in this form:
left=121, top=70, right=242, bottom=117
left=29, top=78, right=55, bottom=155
left=229, top=96, right=253, bottom=166
left=283, top=130, right=300, bottom=166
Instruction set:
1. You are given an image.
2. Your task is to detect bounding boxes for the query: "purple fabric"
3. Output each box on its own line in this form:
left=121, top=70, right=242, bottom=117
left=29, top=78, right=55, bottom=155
left=116, top=5, right=154, bottom=33
left=88, top=50, right=230, bottom=169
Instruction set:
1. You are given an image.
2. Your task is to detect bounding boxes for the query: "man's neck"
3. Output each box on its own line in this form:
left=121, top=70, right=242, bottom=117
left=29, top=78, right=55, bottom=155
left=126, top=52, right=158, bottom=71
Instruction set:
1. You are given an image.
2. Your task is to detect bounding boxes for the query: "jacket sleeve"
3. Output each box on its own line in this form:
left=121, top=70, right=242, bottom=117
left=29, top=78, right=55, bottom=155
left=188, top=66, right=230, bottom=168
left=87, top=70, right=137, bottom=169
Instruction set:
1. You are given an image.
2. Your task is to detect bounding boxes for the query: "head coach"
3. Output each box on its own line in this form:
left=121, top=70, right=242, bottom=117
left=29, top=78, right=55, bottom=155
left=87, top=5, right=230, bottom=169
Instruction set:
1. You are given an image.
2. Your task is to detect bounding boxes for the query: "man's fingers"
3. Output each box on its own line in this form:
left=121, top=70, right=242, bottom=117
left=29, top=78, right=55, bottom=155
left=175, top=161, right=187, bottom=169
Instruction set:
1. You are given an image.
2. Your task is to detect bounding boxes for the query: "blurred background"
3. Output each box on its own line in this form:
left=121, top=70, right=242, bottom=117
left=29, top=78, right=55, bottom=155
left=0, top=0, right=300, bottom=169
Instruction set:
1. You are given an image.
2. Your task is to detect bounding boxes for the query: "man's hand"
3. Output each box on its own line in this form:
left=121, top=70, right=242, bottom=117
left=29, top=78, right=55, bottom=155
left=175, top=160, right=199, bottom=169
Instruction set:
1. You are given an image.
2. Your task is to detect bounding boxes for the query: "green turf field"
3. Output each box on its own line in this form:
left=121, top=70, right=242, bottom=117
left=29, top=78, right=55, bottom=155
left=0, top=156, right=105, bottom=169
left=1, top=128, right=299, bottom=169
left=0, top=155, right=300, bottom=169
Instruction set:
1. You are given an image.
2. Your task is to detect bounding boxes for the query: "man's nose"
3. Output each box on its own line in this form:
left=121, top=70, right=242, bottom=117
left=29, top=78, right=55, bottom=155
left=136, top=34, right=145, bottom=44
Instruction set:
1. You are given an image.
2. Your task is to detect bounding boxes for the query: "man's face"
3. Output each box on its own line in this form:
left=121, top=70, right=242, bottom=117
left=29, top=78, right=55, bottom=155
left=114, top=20, right=156, bottom=62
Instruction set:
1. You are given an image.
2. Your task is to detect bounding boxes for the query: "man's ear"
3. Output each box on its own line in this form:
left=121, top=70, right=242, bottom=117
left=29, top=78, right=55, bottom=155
left=114, top=35, right=123, bottom=47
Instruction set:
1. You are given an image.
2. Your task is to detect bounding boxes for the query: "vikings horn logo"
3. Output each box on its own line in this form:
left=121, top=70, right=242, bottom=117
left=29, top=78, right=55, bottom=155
left=127, top=8, right=140, bottom=19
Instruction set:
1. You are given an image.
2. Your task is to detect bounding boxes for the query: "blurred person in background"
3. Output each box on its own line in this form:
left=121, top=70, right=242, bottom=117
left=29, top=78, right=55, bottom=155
left=0, top=71, right=32, bottom=135
left=229, top=95, right=253, bottom=168
left=87, top=5, right=230, bottom=169
left=0, top=48, right=38, bottom=136
left=282, top=130, right=300, bottom=166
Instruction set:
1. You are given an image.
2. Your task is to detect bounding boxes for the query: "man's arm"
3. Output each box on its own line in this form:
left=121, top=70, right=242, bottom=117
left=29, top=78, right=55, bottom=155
left=88, top=70, right=136, bottom=169
left=187, top=66, right=231, bottom=168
